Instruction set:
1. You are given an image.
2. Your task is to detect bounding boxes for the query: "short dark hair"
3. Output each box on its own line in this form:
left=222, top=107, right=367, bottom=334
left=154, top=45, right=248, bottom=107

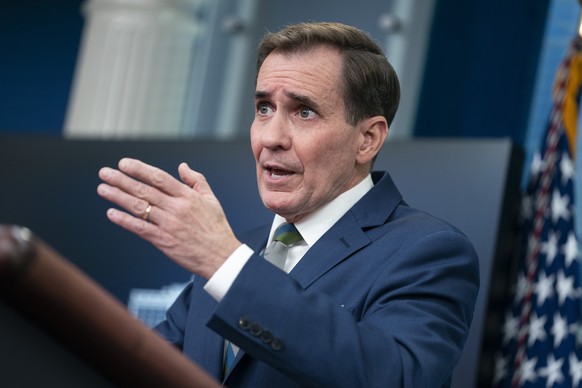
left=256, top=22, right=400, bottom=126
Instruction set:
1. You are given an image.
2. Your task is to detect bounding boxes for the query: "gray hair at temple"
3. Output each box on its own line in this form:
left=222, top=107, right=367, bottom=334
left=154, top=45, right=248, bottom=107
left=256, top=22, right=400, bottom=126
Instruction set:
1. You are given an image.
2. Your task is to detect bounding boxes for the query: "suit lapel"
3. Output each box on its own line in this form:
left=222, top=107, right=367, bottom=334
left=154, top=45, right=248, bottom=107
left=290, top=171, right=403, bottom=289
left=289, top=212, right=370, bottom=288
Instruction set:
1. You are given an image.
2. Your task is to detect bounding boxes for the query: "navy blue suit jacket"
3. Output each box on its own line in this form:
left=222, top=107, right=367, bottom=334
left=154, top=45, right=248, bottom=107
left=155, top=171, right=480, bottom=387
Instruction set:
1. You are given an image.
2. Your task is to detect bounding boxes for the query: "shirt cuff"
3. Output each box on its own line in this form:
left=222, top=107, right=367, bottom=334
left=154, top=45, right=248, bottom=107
left=203, top=244, right=254, bottom=302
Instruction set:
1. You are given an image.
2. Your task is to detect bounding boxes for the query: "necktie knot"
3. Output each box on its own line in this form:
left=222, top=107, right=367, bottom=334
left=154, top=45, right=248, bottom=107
left=263, top=223, right=303, bottom=270
left=273, top=223, right=303, bottom=246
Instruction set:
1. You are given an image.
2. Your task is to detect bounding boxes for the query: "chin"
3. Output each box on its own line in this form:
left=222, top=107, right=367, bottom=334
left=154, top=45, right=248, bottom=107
left=262, top=196, right=292, bottom=215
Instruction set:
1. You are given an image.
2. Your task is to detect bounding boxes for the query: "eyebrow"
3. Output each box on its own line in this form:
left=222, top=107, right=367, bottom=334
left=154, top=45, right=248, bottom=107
left=254, top=90, right=321, bottom=111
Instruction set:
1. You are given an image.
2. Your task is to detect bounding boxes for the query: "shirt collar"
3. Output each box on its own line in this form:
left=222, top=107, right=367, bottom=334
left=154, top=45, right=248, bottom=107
left=268, top=174, right=374, bottom=247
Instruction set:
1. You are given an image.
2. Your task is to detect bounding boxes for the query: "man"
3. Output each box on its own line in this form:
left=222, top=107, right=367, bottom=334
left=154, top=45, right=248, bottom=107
left=98, top=22, right=479, bottom=387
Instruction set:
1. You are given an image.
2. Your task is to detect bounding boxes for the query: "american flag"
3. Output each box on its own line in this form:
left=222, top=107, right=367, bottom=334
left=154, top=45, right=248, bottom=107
left=493, top=36, right=582, bottom=387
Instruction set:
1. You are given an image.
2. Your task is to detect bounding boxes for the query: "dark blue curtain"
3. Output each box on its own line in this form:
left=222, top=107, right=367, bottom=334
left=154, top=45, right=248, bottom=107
left=414, top=0, right=551, bottom=148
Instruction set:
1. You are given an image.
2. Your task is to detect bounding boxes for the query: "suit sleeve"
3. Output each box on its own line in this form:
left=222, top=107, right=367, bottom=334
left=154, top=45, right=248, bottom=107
left=206, top=229, right=479, bottom=387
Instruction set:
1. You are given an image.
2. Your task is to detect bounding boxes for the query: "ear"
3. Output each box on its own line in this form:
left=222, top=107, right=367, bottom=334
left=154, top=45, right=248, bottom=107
left=356, top=116, right=388, bottom=165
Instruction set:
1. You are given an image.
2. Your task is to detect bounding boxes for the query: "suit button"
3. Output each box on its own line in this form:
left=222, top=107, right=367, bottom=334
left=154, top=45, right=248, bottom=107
left=238, top=317, right=251, bottom=330
left=260, top=330, right=273, bottom=343
left=250, top=322, right=263, bottom=336
left=270, top=338, right=283, bottom=351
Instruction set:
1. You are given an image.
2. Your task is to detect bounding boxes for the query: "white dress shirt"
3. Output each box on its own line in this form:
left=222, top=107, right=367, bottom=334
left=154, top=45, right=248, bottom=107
left=204, top=174, right=374, bottom=302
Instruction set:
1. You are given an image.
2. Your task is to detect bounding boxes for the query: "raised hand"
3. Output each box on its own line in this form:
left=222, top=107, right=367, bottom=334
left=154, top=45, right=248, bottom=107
left=97, top=158, right=241, bottom=279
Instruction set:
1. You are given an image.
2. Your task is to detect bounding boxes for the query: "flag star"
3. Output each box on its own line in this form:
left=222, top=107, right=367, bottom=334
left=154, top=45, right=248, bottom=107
left=502, top=311, right=519, bottom=344
left=551, top=312, right=568, bottom=347
left=570, top=321, right=582, bottom=347
left=541, top=230, right=560, bottom=267
left=493, top=354, right=508, bottom=385
left=535, top=271, right=555, bottom=306
left=560, top=151, right=575, bottom=184
left=528, top=312, right=548, bottom=346
left=517, top=356, right=538, bottom=385
left=515, top=272, right=531, bottom=304
left=538, top=354, right=565, bottom=387
left=556, top=270, right=578, bottom=305
left=569, top=352, right=582, bottom=387
left=531, top=151, right=543, bottom=177
left=562, top=231, right=579, bottom=267
left=551, top=189, right=570, bottom=223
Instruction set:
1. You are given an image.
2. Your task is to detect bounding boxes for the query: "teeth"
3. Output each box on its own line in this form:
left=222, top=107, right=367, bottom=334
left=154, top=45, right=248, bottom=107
left=269, top=168, right=288, bottom=178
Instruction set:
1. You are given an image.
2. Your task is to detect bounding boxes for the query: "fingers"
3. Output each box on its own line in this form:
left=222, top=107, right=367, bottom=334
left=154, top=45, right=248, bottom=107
left=120, top=158, right=188, bottom=198
left=98, top=159, right=205, bottom=224
left=105, top=207, right=157, bottom=239
left=99, top=158, right=185, bottom=208
left=97, top=179, right=152, bottom=220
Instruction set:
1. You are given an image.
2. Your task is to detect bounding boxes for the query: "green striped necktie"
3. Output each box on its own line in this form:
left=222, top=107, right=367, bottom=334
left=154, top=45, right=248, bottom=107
left=273, top=223, right=303, bottom=246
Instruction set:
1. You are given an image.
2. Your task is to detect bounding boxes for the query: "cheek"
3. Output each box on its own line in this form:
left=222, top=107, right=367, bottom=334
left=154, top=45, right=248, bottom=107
left=250, top=126, right=261, bottom=160
left=298, top=144, right=342, bottom=185
left=314, top=137, right=354, bottom=165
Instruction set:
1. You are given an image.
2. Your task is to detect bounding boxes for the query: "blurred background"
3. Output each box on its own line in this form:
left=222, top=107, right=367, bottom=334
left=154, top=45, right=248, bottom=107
left=0, top=0, right=571, bottom=146
left=2, top=1, right=582, bottom=386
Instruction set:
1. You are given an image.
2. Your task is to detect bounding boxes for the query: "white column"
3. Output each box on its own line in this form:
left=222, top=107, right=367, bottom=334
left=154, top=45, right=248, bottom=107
left=380, top=0, right=436, bottom=140
left=64, top=0, right=204, bottom=138
left=214, top=0, right=259, bottom=138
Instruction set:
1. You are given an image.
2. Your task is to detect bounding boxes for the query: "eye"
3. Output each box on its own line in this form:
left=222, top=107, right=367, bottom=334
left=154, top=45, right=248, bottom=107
left=299, top=107, right=316, bottom=119
left=256, top=103, right=273, bottom=116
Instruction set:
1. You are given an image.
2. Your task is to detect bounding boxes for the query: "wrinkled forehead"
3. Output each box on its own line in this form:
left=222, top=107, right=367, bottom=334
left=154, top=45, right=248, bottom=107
left=257, top=43, right=344, bottom=78
left=257, top=45, right=343, bottom=87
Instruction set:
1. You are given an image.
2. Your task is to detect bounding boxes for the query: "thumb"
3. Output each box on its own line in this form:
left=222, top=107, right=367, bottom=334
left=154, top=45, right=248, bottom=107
left=178, top=163, right=214, bottom=196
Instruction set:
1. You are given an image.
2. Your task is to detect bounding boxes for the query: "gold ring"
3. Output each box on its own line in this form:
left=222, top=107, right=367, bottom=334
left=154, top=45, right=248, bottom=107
left=143, top=204, right=152, bottom=222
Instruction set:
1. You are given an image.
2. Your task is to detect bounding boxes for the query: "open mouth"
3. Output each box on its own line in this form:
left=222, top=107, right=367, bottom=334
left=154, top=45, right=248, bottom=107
left=268, top=167, right=294, bottom=178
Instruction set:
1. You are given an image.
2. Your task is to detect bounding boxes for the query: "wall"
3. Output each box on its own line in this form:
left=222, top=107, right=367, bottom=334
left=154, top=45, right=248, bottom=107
left=0, top=1, right=83, bottom=133
left=0, top=0, right=551, bottom=145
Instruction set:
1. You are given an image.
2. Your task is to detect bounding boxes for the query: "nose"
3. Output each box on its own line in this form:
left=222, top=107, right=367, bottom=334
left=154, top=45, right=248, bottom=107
left=257, top=112, right=292, bottom=150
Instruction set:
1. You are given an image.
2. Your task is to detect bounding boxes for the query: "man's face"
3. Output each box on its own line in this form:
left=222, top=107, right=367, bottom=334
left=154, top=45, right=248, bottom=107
left=250, top=45, right=368, bottom=223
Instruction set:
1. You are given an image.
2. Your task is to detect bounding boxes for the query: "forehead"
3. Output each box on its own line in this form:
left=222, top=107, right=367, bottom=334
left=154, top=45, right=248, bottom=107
left=256, top=45, right=343, bottom=99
